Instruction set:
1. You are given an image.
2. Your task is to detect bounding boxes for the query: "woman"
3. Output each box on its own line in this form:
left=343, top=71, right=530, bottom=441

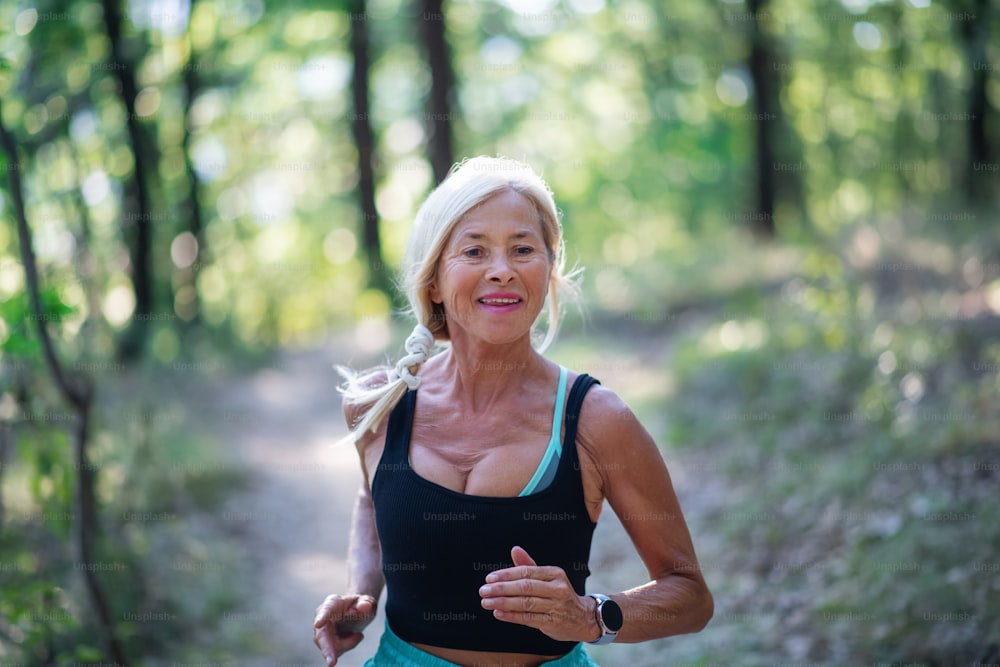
left=314, top=156, right=712, bottom=667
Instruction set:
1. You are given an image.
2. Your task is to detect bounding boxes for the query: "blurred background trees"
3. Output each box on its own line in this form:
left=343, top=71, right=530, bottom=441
left=1, top=0, right=998, bottom=664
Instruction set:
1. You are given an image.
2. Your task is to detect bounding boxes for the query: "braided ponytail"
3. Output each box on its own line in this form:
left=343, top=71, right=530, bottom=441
left=336, top=322, right=435, bottom=446
left=393, top=324, right=434, bottom=391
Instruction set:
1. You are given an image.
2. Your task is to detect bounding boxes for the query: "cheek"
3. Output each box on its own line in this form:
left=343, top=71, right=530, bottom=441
left=430, top=264, right=464, bottom=304
left=533, top=261, right=553, bottom=294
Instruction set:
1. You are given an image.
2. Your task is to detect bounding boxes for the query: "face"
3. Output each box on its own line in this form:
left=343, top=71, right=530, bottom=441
left=429, top=189, right=552, bottom=348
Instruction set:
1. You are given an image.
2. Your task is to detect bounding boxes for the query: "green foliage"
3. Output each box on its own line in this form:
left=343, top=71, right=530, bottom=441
left=4, top=0, right=993, bottom=349
left=0, top=376, right=253, bottom=661
left=0, top=293, right=40, bottom=359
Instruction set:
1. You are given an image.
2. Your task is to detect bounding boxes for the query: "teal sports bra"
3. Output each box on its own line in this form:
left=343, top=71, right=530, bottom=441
left=519, top=365, right=568, bottom=496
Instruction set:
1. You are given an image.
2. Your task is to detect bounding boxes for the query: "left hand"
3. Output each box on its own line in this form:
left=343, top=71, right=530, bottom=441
left=479, top=546, right=601, bottom=642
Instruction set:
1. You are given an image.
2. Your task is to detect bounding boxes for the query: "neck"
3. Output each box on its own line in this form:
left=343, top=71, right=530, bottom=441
left=435, top=334, right=550, bottom=411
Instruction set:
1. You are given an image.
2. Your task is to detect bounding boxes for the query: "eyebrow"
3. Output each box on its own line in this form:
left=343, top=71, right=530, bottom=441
left=455, top=230, right=539, bottom=242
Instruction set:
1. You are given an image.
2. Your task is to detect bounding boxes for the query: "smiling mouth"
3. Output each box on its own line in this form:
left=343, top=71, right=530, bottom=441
left=478, top=297, right=521, bottom=305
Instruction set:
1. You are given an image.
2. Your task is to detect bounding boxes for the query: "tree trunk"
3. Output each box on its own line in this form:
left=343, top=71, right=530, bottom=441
left=960, top=0, right=991, bottom=203
left=180, top=0, right=206, bottom=326
left=746, top=0, right=777, bottom=239
left=348, top=0, right=388, bottom=291
left=74, top=404, right=131, bottom=665
left=0, top=96, right=130, bottom=667
left=101, top=0, right=155, bottom=357
left=419, top=0, right=456, bottom=184
left=0, top=422, right=7, bottom=528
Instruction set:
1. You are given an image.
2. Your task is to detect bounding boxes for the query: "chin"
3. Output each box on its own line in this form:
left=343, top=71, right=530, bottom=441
left=462, top=327, right=533, bottom=347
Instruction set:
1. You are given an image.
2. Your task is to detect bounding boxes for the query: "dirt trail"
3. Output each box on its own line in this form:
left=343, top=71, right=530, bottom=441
left=192, top=331, right=713, bottom=667
left=189, top=337, right=375, bottom=667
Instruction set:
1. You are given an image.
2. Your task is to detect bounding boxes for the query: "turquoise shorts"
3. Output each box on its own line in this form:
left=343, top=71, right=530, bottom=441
left=363, top=620, right=600, bottom=667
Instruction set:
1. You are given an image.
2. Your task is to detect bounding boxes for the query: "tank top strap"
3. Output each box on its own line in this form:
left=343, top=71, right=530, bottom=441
left=562, top=373, right=600, bottom=453
left=383, top=389, right=417, bottom=464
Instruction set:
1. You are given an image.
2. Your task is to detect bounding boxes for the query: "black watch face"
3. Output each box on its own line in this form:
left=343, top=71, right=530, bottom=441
left=602, top=600, right=624, bottom=632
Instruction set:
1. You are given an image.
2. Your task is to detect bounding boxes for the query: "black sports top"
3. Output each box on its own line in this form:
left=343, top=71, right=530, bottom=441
left=371, top=373, right=600, bottom=654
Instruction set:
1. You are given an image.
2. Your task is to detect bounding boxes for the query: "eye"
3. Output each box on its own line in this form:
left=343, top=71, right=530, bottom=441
left=463, top=247, right=483, bottom=258
left=514, top=245, right=534, bottom=255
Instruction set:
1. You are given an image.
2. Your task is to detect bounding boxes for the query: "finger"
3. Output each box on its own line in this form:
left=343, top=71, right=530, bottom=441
left=490, top=608, right=557, bottom=628
left=511, top=545, right=537, bottom=567
left=480, top=578, right=556, bottom=599
left=314, top=596, right=349, bottom=627
left=315, top=627, right=336, bottom=664
left=337, top=630, right=365, bottom=653
left=313, top=595, right=340, bottom=628
left=485, top=564, right=564, bottom=584
left=481, top=592, right=551, bottom=613
left=354, top=595, right=376, bottom=617
left=340, top=598, right=377, bottom=633
left=317, top=626, right=364, bottom=665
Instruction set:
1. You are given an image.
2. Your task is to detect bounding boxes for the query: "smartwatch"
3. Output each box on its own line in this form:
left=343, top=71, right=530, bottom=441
left=587, top=593, right=623, bottom=645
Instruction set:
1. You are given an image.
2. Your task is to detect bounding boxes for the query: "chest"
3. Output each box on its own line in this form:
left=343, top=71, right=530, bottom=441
left=409, top=405, right=558, bottom=496
left=364, top=392, right=605, bottom=523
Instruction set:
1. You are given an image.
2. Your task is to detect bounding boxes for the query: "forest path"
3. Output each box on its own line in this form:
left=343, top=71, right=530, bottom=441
left=189, top=325, right=718, bottom=667
left=188, top=332, right=377, bottom=667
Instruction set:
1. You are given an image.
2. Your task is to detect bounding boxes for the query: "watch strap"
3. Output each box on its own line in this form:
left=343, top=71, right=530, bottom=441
left=587, top=593, right=620, bottom=645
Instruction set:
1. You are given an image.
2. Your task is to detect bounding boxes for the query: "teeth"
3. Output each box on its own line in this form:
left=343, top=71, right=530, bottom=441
left=480, top=298, right=519, bottom=304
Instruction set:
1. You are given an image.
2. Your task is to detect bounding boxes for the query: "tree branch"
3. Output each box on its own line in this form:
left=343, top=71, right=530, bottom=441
left=0, top=100, right=87, bottom=411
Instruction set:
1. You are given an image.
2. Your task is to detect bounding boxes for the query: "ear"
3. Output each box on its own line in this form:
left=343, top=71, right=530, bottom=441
left=429, top=281, right=442, bottom=305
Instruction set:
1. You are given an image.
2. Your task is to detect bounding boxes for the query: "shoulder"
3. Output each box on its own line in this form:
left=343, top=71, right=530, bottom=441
left=568, top=377, right=656, bottom=506
left=575, top=380, right=643, bottom=448
left=340, top=367, right=394, bottom=430
left=574, top=377, right=660, bottom=478
left=573, top=378, right=677, bottom=512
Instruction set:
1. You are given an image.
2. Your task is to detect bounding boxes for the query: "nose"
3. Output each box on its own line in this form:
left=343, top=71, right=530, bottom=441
left=486, top=253, right=514, bottom=283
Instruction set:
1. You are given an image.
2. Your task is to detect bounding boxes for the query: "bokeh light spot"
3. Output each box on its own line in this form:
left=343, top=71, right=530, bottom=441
left=171, top=232, right=200, bottom=268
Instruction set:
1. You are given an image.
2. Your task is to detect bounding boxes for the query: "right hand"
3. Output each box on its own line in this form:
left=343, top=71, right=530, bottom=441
left=313, top=593, right=377, bottom=666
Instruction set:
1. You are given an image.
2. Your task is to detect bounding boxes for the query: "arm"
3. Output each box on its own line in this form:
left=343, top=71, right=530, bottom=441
left=480, top=386, right=713, bottom=643
left=342, top=385, right=388, bottom=601
left=345, top=483, right=385, bottom=600
left=578, top=386, right=713, bottom=641
left=313, top=495, right=381, bottom=665
left=313, top=396, right=387, bottom=665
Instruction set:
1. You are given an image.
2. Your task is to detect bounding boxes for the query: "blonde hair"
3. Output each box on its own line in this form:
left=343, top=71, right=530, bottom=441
left=337, top=156, right=579, bottom=445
